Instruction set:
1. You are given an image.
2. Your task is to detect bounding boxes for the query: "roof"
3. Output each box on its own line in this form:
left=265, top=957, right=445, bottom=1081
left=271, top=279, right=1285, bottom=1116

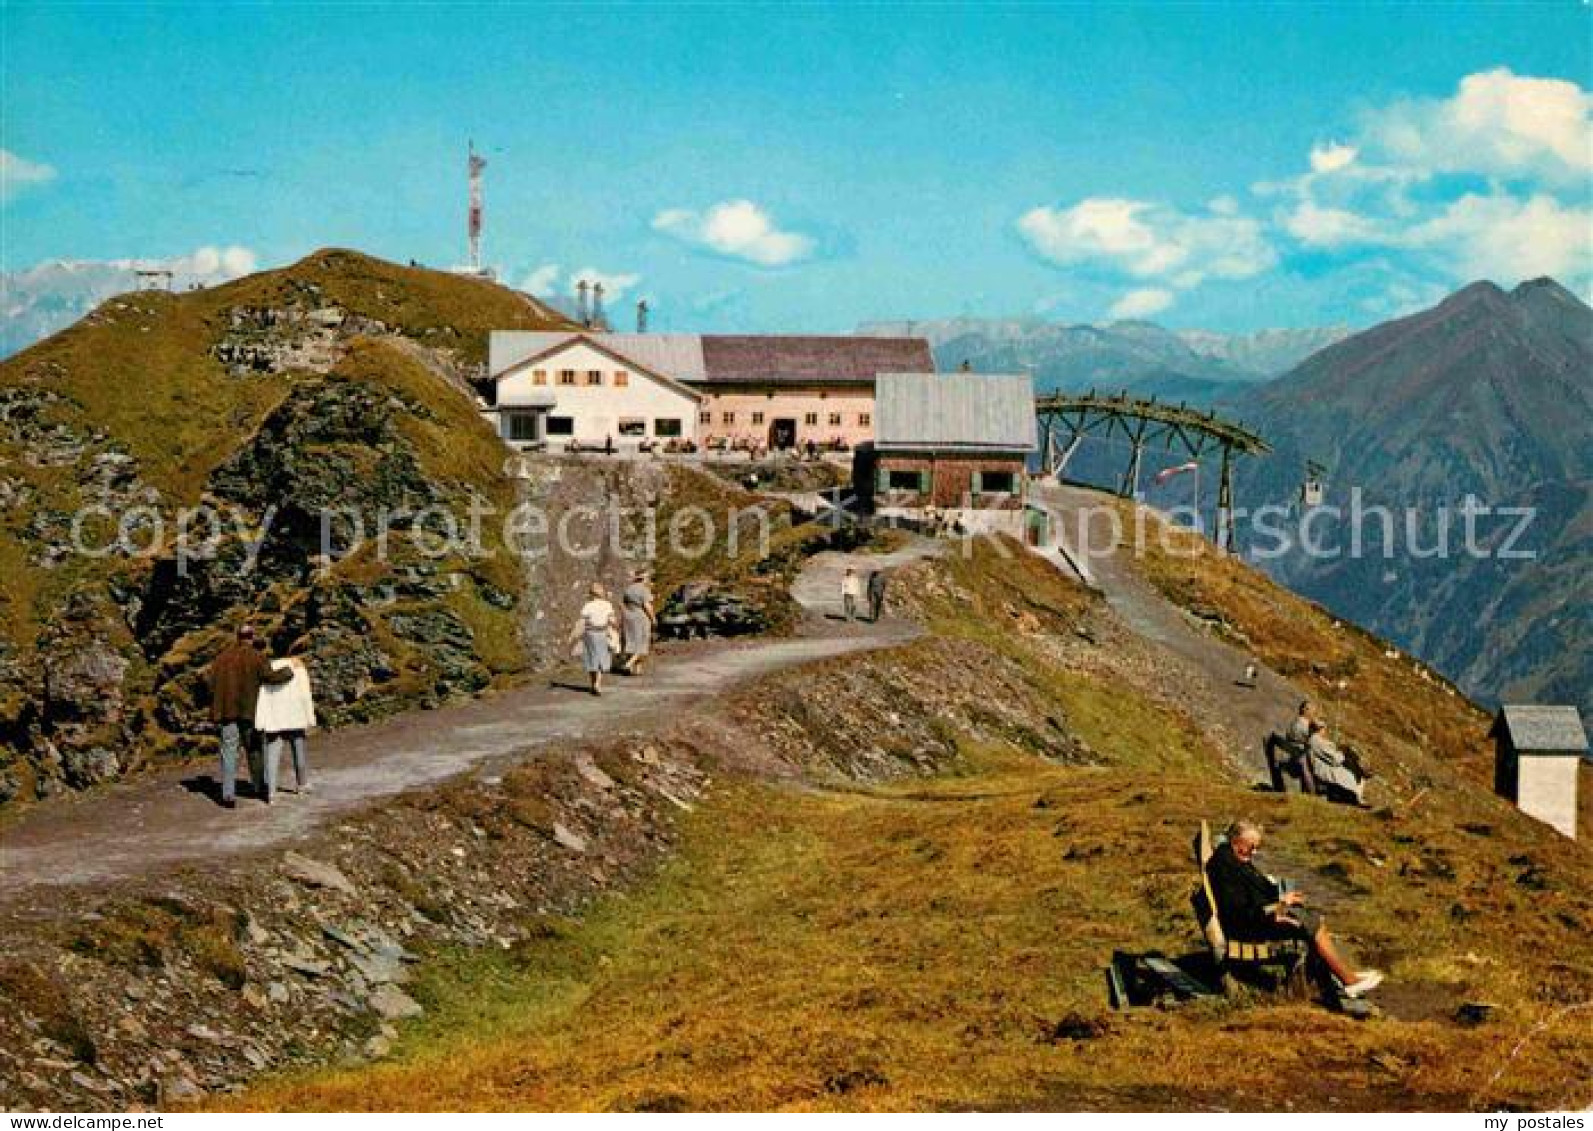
left=488, top=332, right=931, bottom=387
left=490, top=332, right=707, bottom=382
left=1492, top=705, right=1589, bottom=753
left=696, top=335, right=933, bottom=386
left=874, top=372, right=1038, bottom=452
left=490, top=334, right=703, bottom=402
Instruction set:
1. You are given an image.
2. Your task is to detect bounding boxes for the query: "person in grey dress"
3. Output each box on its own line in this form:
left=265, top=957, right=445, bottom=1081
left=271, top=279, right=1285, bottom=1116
left=568, top=582, right=616, bottom=695
left=620, top=570, right=656, bottom=675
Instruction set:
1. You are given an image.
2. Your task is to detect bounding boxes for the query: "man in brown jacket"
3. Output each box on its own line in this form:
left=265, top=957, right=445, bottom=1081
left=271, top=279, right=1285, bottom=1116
left=207, top=625, right=293, bottom=808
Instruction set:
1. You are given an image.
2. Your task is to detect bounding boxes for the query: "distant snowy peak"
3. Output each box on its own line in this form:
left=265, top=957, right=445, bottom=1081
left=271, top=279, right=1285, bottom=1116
left=3, top=249, right=259, bottom=357
left=855, top=317, right=1355, bottom=403
left=1176, top=325, right=1354, bottom=378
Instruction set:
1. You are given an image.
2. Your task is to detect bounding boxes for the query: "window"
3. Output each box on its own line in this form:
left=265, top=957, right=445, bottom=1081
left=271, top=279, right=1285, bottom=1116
left=586, top=369, right=603, bottom=386
left=722, top=412, right=735, bottom=425
left=699, top=410, right=712, bottom=424
left=804, top=412, right=818, bottom=426
left=614, top=370, right=629, bottom=387
left=978, top=470, right=1017, bottom=494
left=859, top=413, right=871, bottom=427
left=618, top=418, right=646, bottom=437
left=507, top=412, right=540, bottom=442
left=828, top=412, right=842, bottom=427
left=532, top=369, right=548, bottom=386
left=559, top=369, right=577, bottom=386
left=654, top=418, right=683, bottom=438
left=546, top=416, right=574, bottom=436
left=752, top=411, right=765, bottom=425
left=887, top=469, right=925, bottom=491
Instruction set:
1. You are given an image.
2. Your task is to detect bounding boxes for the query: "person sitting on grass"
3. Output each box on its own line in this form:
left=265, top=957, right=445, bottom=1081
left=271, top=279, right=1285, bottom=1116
left=1307, top=721, right=1368, bottom=806
left=1286, top=699, right=1316, bottom=744
left=1206, top=819, right=1383, bottom=999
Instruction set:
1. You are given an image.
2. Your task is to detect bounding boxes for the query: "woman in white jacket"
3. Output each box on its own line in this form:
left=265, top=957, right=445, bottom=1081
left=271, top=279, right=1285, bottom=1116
left=254, top=656, right=316, bottom=802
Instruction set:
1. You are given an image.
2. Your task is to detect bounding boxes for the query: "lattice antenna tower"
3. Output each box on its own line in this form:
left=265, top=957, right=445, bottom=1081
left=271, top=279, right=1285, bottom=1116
left=467, top=141, right=487, bottom=272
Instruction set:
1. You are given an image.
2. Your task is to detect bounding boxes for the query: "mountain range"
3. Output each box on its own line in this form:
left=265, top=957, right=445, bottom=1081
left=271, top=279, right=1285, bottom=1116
left=857, top=317, right=1351, bottom=403
left=1242, top=277, right=1592, bottom=718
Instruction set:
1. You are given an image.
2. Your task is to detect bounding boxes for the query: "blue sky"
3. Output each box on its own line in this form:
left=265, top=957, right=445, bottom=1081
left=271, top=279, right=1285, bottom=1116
left=3, top=2, right=1589, bottom=332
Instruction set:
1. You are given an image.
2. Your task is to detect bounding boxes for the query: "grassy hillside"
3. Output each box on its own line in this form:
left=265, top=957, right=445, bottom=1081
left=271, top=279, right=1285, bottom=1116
left=0, top=250, right=574, bottom=805
left=227, top=540, right=1592, bottom=1112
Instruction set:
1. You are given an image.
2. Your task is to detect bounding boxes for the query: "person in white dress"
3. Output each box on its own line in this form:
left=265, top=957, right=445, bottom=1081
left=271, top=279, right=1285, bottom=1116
left=253, top=656, right=317, bottom=803
left=570, top=582, right=617, bottom=696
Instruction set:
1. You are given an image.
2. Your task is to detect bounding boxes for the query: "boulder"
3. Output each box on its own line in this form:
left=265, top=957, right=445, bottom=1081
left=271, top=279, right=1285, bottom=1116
left=281, top=852, right=358, bottom=896
left=367, top=985, right=423, bottom=1021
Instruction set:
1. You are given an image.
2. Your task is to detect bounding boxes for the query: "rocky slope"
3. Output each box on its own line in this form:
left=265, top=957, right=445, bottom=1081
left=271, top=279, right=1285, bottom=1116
left=3, top=527, right=1586, bottom=1110
left=0, top=250, right=577, bottom=807
left=1242, top=277, right=1592, bottom=716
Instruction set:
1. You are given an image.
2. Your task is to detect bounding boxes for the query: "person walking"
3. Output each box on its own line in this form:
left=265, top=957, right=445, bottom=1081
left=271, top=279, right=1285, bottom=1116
left=841, top=567, right=863, bottom=621
left=205, top=625, right=293, bottom=809
left=254, top=656, right=317, bottom=801
left=867, top=568, right=888, bottom=623
left=620, top=569, right=656, bottom=675
left=570, top=582, right=617, bottom=695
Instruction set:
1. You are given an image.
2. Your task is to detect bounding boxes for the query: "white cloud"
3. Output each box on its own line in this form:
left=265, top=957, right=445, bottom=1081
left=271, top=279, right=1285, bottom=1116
left=652, top=199, right=814, bottom=267
left=1368, top=68, right=1592, bottom=181
left=569, top=266, right=641, bottom=304
left=520, top=263, right=560, bottom=294
left=1262, top=70, right=1593, bottom=295
left=107, top=244, right=259, bottom=283
left=2, top=245, right=263, bottom=355
left=1108, top=288, right=1175, bottom=320
left=1309, top=142, right=1359, bottom=175
left=1283, top=201, right=1383, bottom=248
left=1, top=149, right=57, bottom=203
left=1402, top=192, right=1592, bottom=283
left=1017, top=198, right=1276, bottom=288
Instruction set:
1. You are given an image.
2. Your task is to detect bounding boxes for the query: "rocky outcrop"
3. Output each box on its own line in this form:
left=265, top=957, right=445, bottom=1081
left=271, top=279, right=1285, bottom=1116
left=2, top=339, right=527, bottom=804
left=0, top=732, right=714, bottom=1110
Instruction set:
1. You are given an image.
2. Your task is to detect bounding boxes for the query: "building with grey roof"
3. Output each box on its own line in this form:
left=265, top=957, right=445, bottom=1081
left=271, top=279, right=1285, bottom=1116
left=1492, top=704, right=1588, bottom=838
left=855, top=372, right=1041, bottom=540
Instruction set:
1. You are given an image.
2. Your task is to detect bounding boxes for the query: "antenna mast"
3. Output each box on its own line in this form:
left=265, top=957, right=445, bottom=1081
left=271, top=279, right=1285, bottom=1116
left=467, top=141, right=486, bottom=273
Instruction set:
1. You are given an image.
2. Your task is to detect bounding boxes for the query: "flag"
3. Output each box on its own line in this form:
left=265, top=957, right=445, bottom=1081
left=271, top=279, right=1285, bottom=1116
left=1154, top=461, right=1199, bottom=485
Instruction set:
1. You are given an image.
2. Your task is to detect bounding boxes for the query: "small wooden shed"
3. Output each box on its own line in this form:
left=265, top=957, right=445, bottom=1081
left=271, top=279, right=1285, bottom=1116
left=1492, top=705, right=1588, bottom=839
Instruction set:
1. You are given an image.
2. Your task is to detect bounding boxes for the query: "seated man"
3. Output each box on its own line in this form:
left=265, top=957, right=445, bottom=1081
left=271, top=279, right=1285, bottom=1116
left=1307, top=721, right=1367, bottom=805
left=1286, top=699, right=1315, bottom=744
left=1206, top=820, right=1383, bottom=998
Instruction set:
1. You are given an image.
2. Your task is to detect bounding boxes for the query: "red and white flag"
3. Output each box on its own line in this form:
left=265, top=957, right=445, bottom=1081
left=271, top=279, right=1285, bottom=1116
left=1154, top=461, right=1199, bottom=485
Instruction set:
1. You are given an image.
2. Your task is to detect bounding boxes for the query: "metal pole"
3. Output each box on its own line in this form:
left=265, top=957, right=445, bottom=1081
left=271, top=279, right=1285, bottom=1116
left=1120, top=439, right=1143, bottom=498
left=1216, top=444, right=1234, bottom=552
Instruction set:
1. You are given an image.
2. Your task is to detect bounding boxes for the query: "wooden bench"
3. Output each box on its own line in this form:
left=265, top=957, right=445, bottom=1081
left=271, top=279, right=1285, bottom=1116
left=1191, top=820, right=1310, bottom=996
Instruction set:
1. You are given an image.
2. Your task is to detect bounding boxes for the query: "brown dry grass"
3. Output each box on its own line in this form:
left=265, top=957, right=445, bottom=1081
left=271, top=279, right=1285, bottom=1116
left=226, top=541, right=1592, bottom=1112
left=1124, top=499, right=1590, bottom=840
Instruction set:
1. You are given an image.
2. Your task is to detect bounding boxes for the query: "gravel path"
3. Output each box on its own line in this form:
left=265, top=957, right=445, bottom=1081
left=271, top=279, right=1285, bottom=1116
left=1035, top=481, right=1308, bottom=784
left=1, top=614, right=917, bottom=901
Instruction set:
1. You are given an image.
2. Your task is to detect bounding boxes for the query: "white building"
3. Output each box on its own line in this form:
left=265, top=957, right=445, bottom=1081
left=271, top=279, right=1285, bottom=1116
left=486, top=335, right=702, bottom=449
left=484, top=331, right=932, bottom=452
left=1492, top=705, right=1588, bottom=839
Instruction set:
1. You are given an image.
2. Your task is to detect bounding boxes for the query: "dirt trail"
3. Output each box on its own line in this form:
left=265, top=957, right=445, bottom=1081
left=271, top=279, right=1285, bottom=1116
left=1034, top=481, right=1307, bottom=784
left=1, top=608, right=917, bottom=904
left=789, top=536, right=945, bottom=622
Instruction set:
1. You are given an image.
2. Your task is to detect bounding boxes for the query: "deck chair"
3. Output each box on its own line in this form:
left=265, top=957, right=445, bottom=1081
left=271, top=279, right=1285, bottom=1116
left=1191, top=820, right=1309, bottom=995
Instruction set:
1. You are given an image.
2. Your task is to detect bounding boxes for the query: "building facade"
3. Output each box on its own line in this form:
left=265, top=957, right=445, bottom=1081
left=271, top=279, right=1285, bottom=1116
left=486, top=336, right=701, bottom=448
left=855, top=372, right=1038, bottom=537
left=485, top=332, right=932, bottom=451
left=1492, top=705, right=1588, bottom=839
